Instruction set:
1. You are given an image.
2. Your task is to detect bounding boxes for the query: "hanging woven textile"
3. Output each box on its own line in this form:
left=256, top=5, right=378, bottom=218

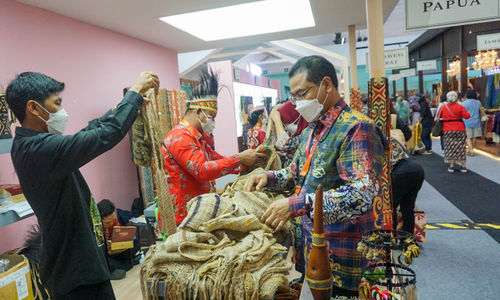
left=0, top=93, right=13, bottom=139
left=167, top=89, right=187, bottom=127
left=143, top=90, right=177, bottom=236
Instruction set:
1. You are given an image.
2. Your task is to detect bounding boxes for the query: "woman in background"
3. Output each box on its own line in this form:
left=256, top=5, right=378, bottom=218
left=246, top=108, right=267, bottom=149
left=440, top=91, right=471, bottom=172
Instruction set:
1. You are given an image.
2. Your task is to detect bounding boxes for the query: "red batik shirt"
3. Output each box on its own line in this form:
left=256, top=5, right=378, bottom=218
left=247, top=125, right=266, bottom=149
left=162, top=120, right=241, bottom=224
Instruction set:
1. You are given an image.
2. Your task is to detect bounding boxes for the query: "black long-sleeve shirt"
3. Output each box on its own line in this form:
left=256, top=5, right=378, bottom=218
left=10, top=91, right=143, bottom=297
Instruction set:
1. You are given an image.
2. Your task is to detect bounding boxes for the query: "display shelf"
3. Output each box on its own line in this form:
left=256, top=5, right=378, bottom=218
left=359, top=230, right=419, bottom=292
left=0, top=210, right=34, bottom=228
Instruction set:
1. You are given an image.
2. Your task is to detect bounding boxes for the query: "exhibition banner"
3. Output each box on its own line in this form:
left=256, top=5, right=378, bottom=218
left=384, top=48, right=409, bottom=70
left=388, top=74, right=402, bottom=81
left=417, top=60, right=437, bottom=71
left=477, top=33, right=500, bottom=51
left=405, top=0, right=500, bottom=31
left=400, top=68, right=416, bottom=77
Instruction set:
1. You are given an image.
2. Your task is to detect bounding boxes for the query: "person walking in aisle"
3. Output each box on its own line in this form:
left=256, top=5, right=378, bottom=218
left=395, top=95, right=410, bottom=125
left=409, top=94, right=421, bottom=125
left=439, top=91, right=471, bottom=172
left=418, top=94, right=434, bottom=155
left=6, top=71, right=159, bottom=299
left=461, top=90, right=482, bottom=156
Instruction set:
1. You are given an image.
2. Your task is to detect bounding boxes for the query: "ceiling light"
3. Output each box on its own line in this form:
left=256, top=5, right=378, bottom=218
left=249, top=63, right=262, bottom=77
left=160, top=0, right=315, bottom=41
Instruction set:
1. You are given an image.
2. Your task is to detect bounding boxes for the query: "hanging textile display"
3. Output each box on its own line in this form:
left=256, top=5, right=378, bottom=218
left=368, top=77, right=393, bottom=230
left=485, top=74, right=500, bottom=108
left=139, top=166, right=155, bottom=205
left=130, top=87, right=187, bottom=210
left=0, top=92, right=13, bottom=139
left=130, top=89, right=179, bottom=236
left=240, top=96, right=253, bottom=145
left=155, top=89, right=173, bottom=139
left=167, top=89, right=187, bottom=127
left=131, top=110, right=152, bottom=167
left=350, top=88, right=362, bottom=112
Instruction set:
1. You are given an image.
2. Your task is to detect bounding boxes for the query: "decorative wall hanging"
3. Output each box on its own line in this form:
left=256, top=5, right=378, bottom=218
left=0, top=93, right=13, bottom=139
left=368, top=77, right=393, bottom=230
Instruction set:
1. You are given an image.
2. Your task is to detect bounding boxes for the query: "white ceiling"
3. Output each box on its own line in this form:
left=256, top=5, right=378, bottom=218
left=17, top=0, right=399, bottom=52
left=299, top=0, right=424, bottom=46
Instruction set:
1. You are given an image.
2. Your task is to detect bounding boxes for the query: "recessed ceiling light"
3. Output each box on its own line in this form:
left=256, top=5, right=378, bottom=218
left=160, top=0, right=315, bottom=41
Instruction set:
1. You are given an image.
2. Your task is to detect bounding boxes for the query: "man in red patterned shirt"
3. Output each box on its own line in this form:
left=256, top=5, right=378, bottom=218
left=162, top=72, right=265, bottom=224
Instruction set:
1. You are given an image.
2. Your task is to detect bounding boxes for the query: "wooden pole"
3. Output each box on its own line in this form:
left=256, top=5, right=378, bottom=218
left=348, top=24, right=361, bottom=111
left=460, top=27, right=468, bottom=93
left=366, top=0, right=393, bottom=229
left=404, top=77, right=408, bottom=98
left=366, top=0, right=385, bottom=78
left=418, top=71, right=424, bottom=94
left=441, top=34, right=448, bottom=93
left=348, top=25, right=358, bottom=89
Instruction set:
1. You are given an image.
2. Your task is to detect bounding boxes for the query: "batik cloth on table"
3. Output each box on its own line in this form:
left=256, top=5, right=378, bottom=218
left=162, top=120, right=241, bottom=224
left=0, top=93, right=12, bottom=139
left=265, top=99, right=386, bottom=291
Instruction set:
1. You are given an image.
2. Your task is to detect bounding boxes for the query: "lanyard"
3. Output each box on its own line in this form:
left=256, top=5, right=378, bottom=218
left=295, top=124, right=329, bottom=194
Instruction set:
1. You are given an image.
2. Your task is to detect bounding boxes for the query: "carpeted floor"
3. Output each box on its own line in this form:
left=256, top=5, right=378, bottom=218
left=412, top=153, right=500, bottom=243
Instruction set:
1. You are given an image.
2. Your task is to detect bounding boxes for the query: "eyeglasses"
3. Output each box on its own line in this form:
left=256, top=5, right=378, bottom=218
left=289, top=86, right=314, bottom=104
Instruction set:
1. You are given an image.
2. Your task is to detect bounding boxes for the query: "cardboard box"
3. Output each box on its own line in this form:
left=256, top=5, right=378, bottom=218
left=0, top=255, right=34, bottom=300
left=110, top=226, right=136, bottom=251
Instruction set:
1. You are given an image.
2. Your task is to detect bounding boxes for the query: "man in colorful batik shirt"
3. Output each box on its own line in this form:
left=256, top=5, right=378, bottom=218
left=245, top=56, right=386, bottom=297
left=162, top=72, right=265, bottom=224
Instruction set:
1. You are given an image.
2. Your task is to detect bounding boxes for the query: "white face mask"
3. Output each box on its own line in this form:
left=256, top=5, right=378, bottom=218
left=36, top=102, right=68, bottom=135
left=199, top=111, right=216, bottom=134
left=286, top=122, right=298, bottom=136
left=294, top=82, right=328, bottom=123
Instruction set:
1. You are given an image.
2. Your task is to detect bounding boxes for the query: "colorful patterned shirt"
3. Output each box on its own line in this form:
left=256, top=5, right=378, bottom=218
left=266, top=100, right=385, bottom=291
left=162, top=120, right=241, bottom=224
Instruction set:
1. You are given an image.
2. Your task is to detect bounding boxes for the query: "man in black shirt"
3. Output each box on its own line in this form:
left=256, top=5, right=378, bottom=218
left=6, top=71, right=159, bottom=299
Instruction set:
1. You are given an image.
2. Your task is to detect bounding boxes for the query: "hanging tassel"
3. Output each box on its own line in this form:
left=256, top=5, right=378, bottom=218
left=359, top=277, right=371, bottom=300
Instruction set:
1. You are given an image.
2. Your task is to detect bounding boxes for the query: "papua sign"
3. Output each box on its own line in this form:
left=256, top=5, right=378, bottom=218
left=405, top=0, right=500, bottom=31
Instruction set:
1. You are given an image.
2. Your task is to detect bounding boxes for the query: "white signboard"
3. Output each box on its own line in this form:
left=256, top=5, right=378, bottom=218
left=417, top=60, right=437, bottom=71
left=400, top=68, right=416, bottom=77
left=405, top=0, right=500, bottom=31
left=385, top=48, right=409, bottom=70
left=388, top=74, right=402, bottom=81
left=477, top=33, right=500, bottom=51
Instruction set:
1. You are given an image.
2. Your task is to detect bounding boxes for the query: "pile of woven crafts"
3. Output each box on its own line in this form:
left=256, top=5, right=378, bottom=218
left=140, top=169, right=293, bottom=300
